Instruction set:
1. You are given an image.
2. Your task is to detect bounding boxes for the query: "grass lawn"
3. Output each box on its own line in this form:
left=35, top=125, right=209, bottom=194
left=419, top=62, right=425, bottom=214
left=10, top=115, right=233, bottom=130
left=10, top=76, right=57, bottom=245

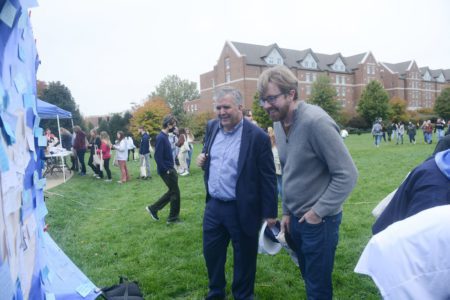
left=44, top=133, right=435, bottom=299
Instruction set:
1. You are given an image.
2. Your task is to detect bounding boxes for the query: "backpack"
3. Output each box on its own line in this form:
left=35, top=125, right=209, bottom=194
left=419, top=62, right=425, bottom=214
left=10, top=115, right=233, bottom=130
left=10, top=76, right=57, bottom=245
left=100, top=276, right=144, bottom=300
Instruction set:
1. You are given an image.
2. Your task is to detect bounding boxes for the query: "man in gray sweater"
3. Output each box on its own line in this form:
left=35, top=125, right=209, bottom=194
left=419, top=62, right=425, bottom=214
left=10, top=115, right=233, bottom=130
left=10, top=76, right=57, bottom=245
left=258, top=65, right=358, bottom=300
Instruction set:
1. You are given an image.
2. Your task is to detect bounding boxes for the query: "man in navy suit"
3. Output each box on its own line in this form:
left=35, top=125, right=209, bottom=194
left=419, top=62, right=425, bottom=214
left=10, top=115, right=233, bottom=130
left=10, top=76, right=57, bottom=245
left=197, top=87, right=278, bottom=300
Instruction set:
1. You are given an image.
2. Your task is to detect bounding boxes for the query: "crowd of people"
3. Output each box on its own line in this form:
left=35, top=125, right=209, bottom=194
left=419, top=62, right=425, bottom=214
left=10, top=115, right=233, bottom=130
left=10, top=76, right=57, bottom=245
left=370, top=118, right=449, bottom=147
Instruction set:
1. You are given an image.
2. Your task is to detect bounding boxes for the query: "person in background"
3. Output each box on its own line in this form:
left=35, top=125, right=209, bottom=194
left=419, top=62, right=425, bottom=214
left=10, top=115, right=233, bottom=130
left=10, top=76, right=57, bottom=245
left=390, top=122, right=398, bottom=143
left=371, top=119, right=383, bottom=147
left=71, top=128, right=79, bottom=171
left=126, top=134, right=136, bottom=161
left=59, top=127, right=75, bottom=170
left=258, top=65, right=358, bottom=300
left=99, top=131, right=112, bottom=182
left=176, top=128, right=189, bottom=176
left=268, top=126, right=282, bottom=200
left=138, top=126, right=152, bottom=179
left=185, top=128, right=195, bottom=171
left=386, top=122, right=392, bottom=142
left=112, top=131, right=129, bottom=183
left=424, top=120, right=433, bottom=144
left=435, top=118, right=445, bottom=142
left=72, top=126, right=87, bottom=176
left=396, top=122, right=404, bottom=145
left=243, top=108, right=258, bottom=125
left=197, top=87, right=277, bottom=300
left=45, top=128, right=59, bottom=147
left=146, top=115, right=181, bottom=224
left=407, top=121, right=417, bottom=144
left=87, top=128, right=102, bottom=178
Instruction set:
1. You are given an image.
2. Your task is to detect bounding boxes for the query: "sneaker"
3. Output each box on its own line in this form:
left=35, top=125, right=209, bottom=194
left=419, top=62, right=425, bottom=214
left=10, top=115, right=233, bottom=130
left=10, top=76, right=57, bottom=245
left=146, top=206, right=159, bottom=221
left=167, top=217, right=181, bottom=224
left=117, top=181, right=123, bottom=184
left=180, top=171, right=189, bottom=176
left=104, top=179, right=112, bottom=182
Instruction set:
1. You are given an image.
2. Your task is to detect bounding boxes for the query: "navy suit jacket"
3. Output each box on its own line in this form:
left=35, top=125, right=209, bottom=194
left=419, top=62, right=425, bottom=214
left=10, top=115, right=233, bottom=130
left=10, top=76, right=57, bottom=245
left=202, top=118, right=278, bottom=236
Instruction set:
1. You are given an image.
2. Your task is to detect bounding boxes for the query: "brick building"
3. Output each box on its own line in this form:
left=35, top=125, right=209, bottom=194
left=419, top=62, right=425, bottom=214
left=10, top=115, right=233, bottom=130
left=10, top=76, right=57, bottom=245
left=184, top=41, right=450, bottom=114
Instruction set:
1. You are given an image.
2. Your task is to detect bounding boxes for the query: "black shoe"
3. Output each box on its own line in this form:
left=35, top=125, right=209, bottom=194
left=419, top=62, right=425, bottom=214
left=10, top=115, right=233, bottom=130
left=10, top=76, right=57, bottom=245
left=146, top=206, right=159, bottom=221
left=166, top=217, right=181, bottom=224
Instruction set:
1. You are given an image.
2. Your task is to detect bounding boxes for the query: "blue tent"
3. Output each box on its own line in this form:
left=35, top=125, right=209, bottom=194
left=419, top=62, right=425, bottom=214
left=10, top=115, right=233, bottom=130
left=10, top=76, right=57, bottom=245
left=37, top=99, right=72, bottom=119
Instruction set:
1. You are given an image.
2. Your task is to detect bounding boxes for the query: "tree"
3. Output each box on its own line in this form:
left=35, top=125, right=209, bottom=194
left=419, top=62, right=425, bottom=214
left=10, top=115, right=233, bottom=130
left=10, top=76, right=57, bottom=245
left=39, top=81, right=84, bottom=132
left=389, top=97, right=408, bottom=122
left=309, top=75, right=340, bottom=121
left=151, top=75, right=200, bottom=118
left=434, top=87, right=450, bottom=120
left=252, top=92, right=272, bottom=130
left=129, top=96, right=171, bottom=139
left=357, top=80, right=390, bottom=125
left=181, top=111, right=216, bottom=142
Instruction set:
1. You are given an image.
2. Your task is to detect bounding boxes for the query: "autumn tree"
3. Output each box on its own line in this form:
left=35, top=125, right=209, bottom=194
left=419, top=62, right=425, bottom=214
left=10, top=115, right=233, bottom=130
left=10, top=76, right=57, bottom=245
left=181, top=111, right=216, bottom=142
left=151, top=75, right=200, bottom=118
left=434, top=87, right=450, bottom=120
left=389, top=97, right=408, bottom=122
left=357, top=80, right=390, bottom=125
left=129, top=96, right=171, bottom=139
left=252, top=92, right=272, bottom=130
left=309, top=75, right=340, bottom=121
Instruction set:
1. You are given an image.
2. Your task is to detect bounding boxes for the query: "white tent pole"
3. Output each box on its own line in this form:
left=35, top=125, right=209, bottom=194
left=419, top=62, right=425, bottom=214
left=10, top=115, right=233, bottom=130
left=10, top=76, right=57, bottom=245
left=57, top=115, right=62, bottom=143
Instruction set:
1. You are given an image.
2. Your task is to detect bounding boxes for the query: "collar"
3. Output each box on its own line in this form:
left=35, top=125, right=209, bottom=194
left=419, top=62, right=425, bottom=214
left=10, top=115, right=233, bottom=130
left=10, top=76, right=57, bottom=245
left=435, top=149, right=450, bottom=179
left=218, top=118, right=244, bottom=134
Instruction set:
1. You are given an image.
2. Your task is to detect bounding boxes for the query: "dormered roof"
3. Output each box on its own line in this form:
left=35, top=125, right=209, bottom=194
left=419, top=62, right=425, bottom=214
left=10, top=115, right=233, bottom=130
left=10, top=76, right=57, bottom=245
left=443, top=69, right=450, bottom=81
left=230, top=41, right=352, bottom=73
left=419, top=67, right=430, bottom=75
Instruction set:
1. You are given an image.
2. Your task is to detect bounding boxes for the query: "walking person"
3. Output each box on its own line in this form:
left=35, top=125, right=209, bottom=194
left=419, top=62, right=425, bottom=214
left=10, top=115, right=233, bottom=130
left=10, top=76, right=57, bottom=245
left=435, top=118, right=445, bottom=142
left=146, top=115, right=181, bottom=224
left=197, top=87, right=277, bottom=300
left=112, top=131, right=129, bottom=183
left=185, top=128, right=195, bottom=171
left=72, top=126, right=87, bottom=176
left=407, top=121, right=417, bottom=144
left=424, top=120, right=433, bottom=144
left=371, top=119, right=383, bottom=147
left=258, top=65, right=358, bottom=300
left=99, top=131, right=112, bottom=182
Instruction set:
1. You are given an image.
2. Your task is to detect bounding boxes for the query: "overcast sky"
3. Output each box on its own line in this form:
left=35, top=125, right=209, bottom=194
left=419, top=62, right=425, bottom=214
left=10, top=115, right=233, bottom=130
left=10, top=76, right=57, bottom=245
left=31, top=0, right=450, bottom=116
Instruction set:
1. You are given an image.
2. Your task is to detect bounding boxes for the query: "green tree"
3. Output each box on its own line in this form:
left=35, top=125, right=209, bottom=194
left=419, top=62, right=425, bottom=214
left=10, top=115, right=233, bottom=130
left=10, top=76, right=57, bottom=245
left=252, top=92, right=272, bottom=130
left=108, top=113, right=131, bottom=141
left=389, top=97, right=408, bottom=122
left=181, top=111, right=216, bottom=142
left=40, top=81, right=84, bottom=132
left=151, top=75, right=200, bottom=118
left=309, top=75, right=340, bottom=121
left=357, top=80, right=390, bottom=125
left=434, top=87, right=450, bottom=120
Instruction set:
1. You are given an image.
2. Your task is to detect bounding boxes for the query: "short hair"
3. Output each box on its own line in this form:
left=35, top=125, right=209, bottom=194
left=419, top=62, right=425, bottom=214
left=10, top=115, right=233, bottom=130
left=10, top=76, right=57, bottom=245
left=257, top=65, right=299, bottom=101
left=162, top=114, right=177, bottom=129
left=117, top=130, right=125, bottom=140
left=213, top=87, right=243, bottom=106
left=242, top=109, right=252, bottom=117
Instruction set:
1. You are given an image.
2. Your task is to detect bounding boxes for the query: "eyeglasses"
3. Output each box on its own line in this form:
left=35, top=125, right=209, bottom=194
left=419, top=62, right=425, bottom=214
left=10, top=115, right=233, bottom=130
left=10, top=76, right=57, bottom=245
left=259, top=92, right=284, bottom=106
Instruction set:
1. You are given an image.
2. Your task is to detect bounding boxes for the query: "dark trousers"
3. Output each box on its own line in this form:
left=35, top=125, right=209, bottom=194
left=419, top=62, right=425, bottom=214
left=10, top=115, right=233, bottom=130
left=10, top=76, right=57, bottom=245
left=409, top=133, right=416, bottom=143
left=88, top=154, right=100, bottom=175
left=76, top=149, right=86, bottom=174
left=290, top=212, right=342, bottom=300
left=203, top=198, right=258, bottom=300
left=150, top=169, right=180, bottom=219
left=99, top=158, right=111, bottom=179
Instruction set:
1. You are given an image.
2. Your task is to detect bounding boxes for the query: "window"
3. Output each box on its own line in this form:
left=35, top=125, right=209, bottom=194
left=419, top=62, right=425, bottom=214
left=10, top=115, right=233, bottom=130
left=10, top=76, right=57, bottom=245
left=313, top=73, right=317, bottom=82
left=342, top=88, right=346, bottom=96
left=225, top=58, right=230, bottom=70
left=336, top=87, right=340, bottom=96
left=306, top=73, right=311, bottom=82
left=226, top=71, right=231, bottom=83
left=336, top=75, right=339, bottom=85
left=301, top=53, right=317, bottom=69
left=341, top=76, right=346, bottom=85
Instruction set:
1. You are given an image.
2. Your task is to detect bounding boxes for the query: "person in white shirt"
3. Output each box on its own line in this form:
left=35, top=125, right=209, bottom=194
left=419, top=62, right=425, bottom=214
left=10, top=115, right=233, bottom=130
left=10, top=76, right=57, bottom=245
left=125, top=134, right=136, bottom=161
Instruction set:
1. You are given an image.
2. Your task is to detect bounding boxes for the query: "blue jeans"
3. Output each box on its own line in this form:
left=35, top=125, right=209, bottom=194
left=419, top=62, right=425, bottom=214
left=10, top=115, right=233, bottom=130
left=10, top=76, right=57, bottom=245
left=374, top=135, right=382, bottom=146
left=290, top=212, right=342, bottom=300
left=276, top=174, right=283, bottom=200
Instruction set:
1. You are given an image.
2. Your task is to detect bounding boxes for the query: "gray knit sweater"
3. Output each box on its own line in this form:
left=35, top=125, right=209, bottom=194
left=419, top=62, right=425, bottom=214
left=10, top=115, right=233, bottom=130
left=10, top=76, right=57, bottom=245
left=274, top=101, right=358, bottom=218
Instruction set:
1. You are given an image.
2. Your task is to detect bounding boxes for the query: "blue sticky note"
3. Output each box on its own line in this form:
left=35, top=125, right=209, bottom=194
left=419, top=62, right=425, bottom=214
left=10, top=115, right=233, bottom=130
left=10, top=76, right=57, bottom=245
left=14, top=73, right=27, bottom=94
left=45, top=293, right=56, bottom=300
left=0, top=139, right=9, bottom=172
left=34, top=127, right=43, bottom=137
left=18, top=44, right=26, bottom=62
left=0, top=113, right=17, bottom=144
left=0, top=0, right=17, bottom=28
left=36, top=193, right=48, bottom=219
left=20, top=0, right=39, bottom=9
left=0, top=262, right=15, bottom=300
left=15, top=278, right=24, bottom=300
left=17, top=10, right=27, bottom=29
left=26, top=107, right=34, bottom=128
left=21, top=189, right=33, bottom=221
